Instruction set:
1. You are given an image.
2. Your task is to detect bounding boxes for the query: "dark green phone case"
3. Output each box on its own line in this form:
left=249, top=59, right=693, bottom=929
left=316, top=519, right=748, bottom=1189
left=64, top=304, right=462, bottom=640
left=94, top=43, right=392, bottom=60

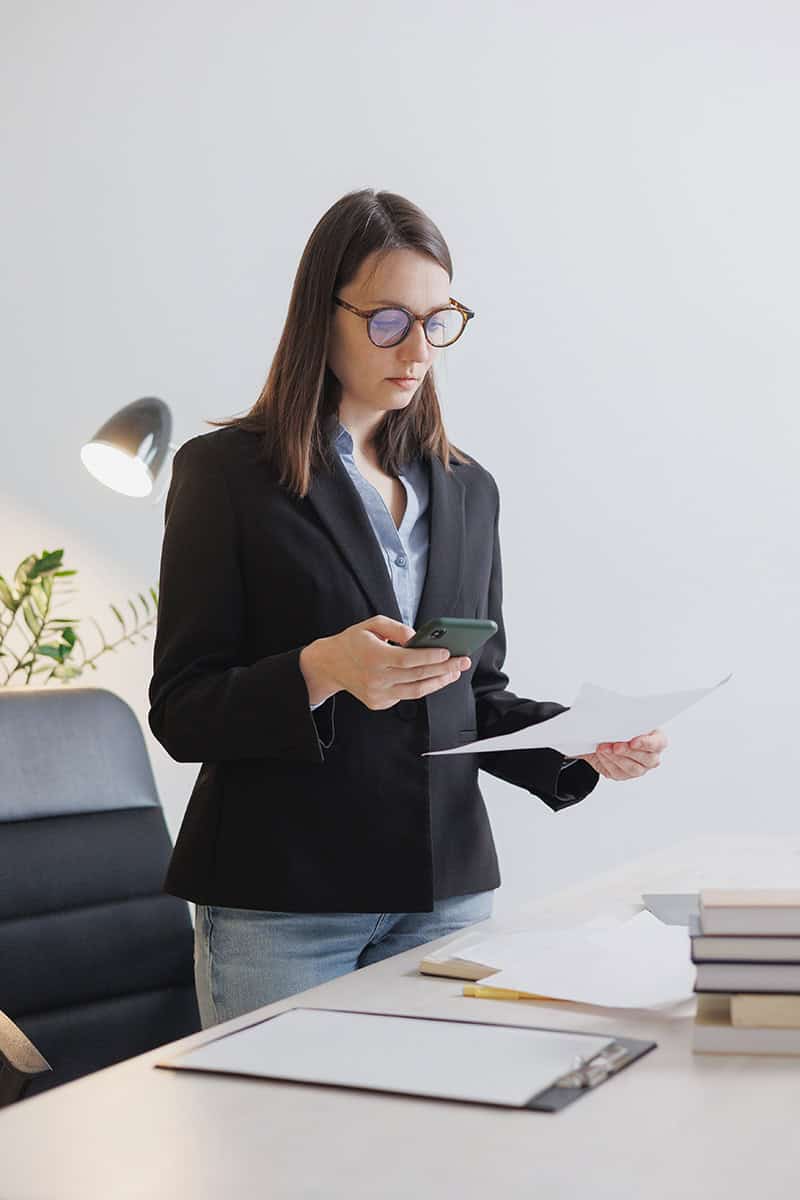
left=402, top=617, right=498, bottom=658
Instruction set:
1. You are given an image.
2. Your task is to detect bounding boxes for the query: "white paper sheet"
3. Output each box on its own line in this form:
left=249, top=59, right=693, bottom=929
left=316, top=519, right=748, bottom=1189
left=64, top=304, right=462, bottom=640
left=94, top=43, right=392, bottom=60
left=423, top=673, right=732, bottom=757
left=159, top=1007, right=616, bottom=1107
left=464, top=911, right=695, bottom=1008
left=428, top=912, right=632, bottom=968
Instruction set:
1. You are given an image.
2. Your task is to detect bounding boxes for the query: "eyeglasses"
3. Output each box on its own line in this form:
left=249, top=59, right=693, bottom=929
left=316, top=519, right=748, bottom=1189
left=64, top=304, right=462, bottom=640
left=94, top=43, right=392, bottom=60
left=333, top=295, right=475, bottom=348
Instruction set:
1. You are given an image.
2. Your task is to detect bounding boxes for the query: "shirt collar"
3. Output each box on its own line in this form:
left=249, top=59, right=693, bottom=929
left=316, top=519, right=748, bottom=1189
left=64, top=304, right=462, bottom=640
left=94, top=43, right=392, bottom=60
left=331, top=417, right=421, bottom=478
left=333, top=420, right=353, bottom=454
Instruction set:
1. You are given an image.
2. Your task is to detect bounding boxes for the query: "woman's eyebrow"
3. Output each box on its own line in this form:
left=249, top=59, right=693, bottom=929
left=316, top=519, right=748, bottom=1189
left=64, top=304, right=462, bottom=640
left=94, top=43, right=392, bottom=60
left=370, top=299, right=450, bottom=315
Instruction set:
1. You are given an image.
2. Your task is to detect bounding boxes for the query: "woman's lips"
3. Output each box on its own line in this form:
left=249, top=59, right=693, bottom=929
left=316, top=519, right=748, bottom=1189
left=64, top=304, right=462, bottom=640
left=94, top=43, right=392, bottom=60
left=387, top=378, right=418, bottom=388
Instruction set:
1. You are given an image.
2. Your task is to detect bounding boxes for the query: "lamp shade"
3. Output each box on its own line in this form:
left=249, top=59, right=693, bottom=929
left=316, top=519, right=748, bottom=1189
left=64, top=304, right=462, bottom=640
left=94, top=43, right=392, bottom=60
left=80, top=397, right=172, bottom=497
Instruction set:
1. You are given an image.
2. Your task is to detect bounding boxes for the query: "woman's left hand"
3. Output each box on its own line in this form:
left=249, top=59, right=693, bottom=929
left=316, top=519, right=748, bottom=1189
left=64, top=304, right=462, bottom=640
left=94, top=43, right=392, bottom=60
left=578, top=728, right=668, bottom=781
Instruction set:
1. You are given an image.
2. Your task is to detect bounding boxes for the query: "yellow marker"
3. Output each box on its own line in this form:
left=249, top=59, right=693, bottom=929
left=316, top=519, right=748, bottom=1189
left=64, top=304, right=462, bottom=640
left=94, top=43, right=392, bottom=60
left=463, top=984, right=566, bottom=1003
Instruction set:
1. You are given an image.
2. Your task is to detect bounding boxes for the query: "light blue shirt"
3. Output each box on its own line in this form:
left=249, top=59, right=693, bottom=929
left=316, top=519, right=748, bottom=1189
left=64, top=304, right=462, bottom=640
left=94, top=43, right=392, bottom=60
left=334, top=419, right=430, bottom=627
left=309, top=420, right=578, bottom=772
left=310, top=419, right=429, bottom=710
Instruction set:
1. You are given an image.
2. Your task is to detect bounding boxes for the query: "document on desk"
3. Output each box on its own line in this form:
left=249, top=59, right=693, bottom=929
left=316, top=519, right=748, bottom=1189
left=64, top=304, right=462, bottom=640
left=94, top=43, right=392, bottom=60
left=158, top=1006, right=627, bottom=1109
left=423, top=673, right=732, bottom=757
left=462, top=911, right=695, bottom=1008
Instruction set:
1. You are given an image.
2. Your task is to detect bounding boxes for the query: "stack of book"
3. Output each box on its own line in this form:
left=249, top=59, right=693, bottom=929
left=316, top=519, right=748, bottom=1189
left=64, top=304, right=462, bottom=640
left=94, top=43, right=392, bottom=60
left=692, top=888, right=800, bottom=1054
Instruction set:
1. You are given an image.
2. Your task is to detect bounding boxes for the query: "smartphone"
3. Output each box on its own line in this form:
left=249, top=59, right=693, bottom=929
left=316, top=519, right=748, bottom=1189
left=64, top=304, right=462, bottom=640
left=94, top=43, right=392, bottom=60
left=401, top=617, right=498, bottom=658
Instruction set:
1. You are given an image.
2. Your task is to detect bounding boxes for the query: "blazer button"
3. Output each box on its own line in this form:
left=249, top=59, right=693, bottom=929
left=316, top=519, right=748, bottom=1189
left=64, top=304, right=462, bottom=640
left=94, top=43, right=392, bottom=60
left=394, top=699, right=418, bottom=721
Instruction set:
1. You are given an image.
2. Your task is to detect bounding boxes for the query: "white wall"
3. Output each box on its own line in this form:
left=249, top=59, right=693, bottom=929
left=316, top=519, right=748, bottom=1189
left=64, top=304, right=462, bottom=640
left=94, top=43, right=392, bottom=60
left=3, top=1, right=798, bottom=919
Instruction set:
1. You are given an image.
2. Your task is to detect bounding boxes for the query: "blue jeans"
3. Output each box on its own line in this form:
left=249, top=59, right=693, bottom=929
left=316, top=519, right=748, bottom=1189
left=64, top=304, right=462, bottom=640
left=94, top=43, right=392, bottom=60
left=193, top=889, right=494, bottom=1028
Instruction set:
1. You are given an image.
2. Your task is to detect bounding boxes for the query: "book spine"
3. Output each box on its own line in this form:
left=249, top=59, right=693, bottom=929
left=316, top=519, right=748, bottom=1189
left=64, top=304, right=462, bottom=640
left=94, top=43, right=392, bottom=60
left=699, top=912, right=800, bottom=936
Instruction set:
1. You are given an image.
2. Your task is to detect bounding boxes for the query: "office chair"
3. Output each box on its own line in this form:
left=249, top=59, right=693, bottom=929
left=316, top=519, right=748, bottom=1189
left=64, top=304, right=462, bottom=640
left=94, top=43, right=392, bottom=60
left=0, top=1008, right=52, bottom=1105
left=0, top=687, right=201, bottom=1099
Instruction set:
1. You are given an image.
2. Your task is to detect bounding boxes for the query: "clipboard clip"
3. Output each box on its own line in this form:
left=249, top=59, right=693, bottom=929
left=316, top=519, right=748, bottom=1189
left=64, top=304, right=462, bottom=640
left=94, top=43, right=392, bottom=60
left=553, top=1041, right=631, bottom=1089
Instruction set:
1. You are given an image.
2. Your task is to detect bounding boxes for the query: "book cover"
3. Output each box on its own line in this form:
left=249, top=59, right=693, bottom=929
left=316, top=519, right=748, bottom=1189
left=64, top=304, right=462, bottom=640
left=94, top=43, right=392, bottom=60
left=730, top=994, right=800, bottom=1028
left=694, top=960, right=800, bottom=993
left=689, top=911, right=800, bottom=962
left=693, top=994, right=800, bottom=1054
left=699, top=889, right=800, bottom=936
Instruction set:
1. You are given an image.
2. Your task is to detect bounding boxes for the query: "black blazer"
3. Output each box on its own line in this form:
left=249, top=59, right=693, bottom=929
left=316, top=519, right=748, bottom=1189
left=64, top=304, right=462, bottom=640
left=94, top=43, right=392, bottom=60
left=148, top=425, right=599, bottom=912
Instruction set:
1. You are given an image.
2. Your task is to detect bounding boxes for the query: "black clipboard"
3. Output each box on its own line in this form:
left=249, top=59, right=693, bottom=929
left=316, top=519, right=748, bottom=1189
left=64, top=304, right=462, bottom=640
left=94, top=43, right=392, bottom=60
left=521, top=1030, right=655, bottom=1112
left=157, top=1006, right=656, bottom=1114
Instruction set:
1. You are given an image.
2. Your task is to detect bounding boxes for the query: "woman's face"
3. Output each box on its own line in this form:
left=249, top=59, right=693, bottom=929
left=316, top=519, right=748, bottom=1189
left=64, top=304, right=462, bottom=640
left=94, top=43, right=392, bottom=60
left=327, top=248, right=451, bottom=422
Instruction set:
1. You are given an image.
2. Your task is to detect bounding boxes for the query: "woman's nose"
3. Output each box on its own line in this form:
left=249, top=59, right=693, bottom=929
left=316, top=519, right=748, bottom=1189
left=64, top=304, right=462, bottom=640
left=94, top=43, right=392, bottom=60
left=402, top=318, right=431, bottom=361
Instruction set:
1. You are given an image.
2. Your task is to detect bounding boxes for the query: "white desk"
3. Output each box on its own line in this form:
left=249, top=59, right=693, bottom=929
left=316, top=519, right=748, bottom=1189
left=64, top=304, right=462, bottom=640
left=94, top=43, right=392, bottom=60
left=2, top=834, right=799, bottom=1199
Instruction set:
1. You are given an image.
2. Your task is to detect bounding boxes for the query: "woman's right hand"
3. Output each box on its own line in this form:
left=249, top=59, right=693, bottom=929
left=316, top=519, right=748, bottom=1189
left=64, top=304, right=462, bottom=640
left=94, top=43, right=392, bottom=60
left=300, top=615, right=470, bottom=710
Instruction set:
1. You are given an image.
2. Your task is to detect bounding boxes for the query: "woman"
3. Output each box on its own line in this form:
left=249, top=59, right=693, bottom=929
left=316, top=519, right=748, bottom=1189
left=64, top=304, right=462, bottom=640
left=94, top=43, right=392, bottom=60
left=148, top=188, right=667, bottom=1029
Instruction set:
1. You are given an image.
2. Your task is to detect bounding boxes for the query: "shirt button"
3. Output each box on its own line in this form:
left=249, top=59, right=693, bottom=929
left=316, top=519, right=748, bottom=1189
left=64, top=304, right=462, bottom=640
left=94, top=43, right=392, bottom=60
left=395, top=554, right=407, bottom=567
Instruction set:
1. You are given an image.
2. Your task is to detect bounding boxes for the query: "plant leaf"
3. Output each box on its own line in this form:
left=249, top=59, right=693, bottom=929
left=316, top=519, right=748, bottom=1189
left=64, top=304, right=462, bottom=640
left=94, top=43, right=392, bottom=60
left=14, top=556, right=37, bottom=591
left=137, top=591, right=150, bottom=617
left=29, top=550, right=65, bottom=580
left=109, top=604, right=126, bottom=633
left=22, top=599, right=40, bottom=637
left=52, top=663, right=82, bottom=681
left=0, top=577, right=15, bottom=611
left=89, top=616, right=108, bottom=648
left=30, top=582, right=49, bottom=619
left=36, top=645, right=65, bottom=661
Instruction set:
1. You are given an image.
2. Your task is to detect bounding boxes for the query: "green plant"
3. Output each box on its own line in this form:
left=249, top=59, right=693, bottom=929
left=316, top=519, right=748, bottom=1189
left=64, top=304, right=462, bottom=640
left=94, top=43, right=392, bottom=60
left=0, top=548, right=158, bottom=686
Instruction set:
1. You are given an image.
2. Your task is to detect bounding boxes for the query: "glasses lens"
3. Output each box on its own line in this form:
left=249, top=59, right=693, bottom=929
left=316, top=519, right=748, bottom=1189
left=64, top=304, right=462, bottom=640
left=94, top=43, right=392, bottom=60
left=425, top=307, right=464, bottom=347
left=367, top=306, right=466, bottom=347
left=368, top=308, right=410, bottom=347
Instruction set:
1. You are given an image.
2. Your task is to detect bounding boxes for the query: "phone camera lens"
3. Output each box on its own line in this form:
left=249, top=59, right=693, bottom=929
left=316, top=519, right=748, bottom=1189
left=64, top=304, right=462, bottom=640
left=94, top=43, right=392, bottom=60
left=431, top=629, right=445, bottom=639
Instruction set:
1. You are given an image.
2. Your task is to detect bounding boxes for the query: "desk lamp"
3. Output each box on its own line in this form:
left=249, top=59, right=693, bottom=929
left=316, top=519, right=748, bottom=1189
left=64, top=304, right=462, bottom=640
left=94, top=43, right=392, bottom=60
left=80, top=397, right=176, bottom=501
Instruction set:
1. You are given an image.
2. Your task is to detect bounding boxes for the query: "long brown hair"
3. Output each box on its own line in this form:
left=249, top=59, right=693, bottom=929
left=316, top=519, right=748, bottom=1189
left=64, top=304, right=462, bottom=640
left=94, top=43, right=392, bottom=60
left=206, top=188, right=474, bottom=497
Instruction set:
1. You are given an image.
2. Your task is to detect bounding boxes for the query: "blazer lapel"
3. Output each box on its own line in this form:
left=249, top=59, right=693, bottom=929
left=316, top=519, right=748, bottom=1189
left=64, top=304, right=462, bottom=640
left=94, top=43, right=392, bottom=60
left=306, top=450, right=466, bottom=632
left=414, top=452, right=466, bottom=630
left=306, top=452, right=401, bottom=623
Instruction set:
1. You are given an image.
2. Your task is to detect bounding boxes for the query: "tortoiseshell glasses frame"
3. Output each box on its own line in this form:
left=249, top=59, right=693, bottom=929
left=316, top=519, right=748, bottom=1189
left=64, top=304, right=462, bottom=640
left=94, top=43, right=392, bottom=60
left=333, top=296, right=475, bottom=348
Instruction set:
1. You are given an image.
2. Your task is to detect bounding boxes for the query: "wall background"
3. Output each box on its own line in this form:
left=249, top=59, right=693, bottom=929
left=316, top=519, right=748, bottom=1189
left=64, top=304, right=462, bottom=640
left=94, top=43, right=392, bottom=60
left=3, top=1, right=797, bottom=921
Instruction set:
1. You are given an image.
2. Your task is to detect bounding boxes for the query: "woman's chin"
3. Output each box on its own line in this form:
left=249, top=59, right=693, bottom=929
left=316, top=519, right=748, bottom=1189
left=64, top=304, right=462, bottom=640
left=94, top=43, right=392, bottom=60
left=386, top=388, right=418, bottom=407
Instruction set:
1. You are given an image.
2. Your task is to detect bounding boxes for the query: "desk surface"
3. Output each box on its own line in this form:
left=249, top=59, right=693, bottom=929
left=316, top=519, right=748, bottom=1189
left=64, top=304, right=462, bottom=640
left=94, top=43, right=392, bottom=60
left=2, top=833, right=800, bottom=1200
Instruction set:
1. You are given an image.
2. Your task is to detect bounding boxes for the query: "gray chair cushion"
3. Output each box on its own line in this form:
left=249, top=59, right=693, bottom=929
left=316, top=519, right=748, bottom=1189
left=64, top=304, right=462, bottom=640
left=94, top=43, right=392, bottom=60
left=0, top=688, right=200, bottom=1098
